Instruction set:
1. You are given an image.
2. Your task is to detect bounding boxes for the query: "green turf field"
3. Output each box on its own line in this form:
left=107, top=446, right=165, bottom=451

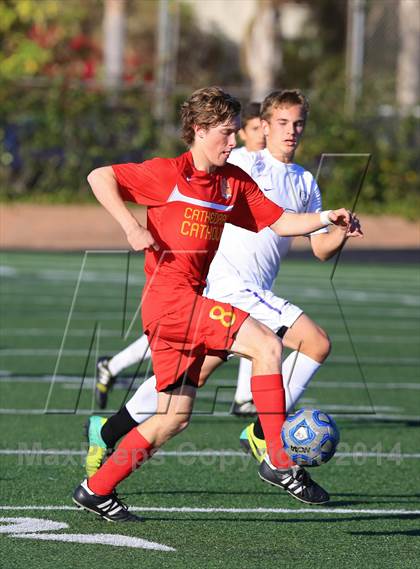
left=1, top=251, right=419, bottom=568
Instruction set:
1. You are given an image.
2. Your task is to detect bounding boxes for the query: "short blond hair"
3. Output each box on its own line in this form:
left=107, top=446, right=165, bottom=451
left=261, top=89, right=309, bottom=122
left=180, top=87, right=241, bottom=145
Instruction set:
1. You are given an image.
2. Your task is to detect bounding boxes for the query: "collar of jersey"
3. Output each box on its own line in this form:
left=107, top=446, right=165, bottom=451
left=185, top=151, right=221, bottom=180
left=262, top=148, right=301, bottom=172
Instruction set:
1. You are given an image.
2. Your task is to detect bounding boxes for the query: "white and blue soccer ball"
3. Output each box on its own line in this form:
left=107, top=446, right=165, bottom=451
left=281, top=408, right=340, bottom=467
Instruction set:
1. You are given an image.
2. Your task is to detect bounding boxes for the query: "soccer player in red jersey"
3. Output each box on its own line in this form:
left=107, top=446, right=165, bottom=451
left=73, top=87, right=355, bottom=521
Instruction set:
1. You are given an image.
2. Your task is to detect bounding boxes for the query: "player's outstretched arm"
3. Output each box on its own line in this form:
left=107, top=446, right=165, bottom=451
left=270, top=208, right=351, bottom=237
left=310, top=213, right=363, bottom=261
left=87, top=167, right=159, bottom=252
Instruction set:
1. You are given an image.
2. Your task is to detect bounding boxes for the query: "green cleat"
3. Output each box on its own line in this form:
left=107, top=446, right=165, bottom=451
left=239, top=422, right=267, bottom=463
left=85, top=416, right=109, bottom=478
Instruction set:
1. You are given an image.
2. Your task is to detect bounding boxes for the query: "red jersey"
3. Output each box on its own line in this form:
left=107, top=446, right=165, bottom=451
left=112, top=151, right=283, bottom=327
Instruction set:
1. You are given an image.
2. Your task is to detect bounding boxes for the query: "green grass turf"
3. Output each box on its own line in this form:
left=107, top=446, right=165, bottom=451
left=1, top=251, right=419, bottom=568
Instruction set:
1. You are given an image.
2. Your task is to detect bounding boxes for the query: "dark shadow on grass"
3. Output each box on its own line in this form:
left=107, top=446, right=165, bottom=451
left=140, top=514, right=420, bottom=524
left=333, top=492, right=420, bottom=501
left=350, top=529, right=420, bottom=537
left=125, top=489, right=273, bottom=497
left=336, top=418, right=420, bottom=427
left=336, top=422, right=420, bottom=430
left=125, top=490, right=420, bottom=507
left=327, top=500, right=380, bottom=507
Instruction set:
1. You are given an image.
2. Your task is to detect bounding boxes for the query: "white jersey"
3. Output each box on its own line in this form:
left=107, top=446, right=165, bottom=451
left=206, top=147, right=327, bottom=298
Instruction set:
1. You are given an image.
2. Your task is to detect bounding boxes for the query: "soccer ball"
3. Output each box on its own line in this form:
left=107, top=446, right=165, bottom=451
left=281, top=408, right=340, bottom=467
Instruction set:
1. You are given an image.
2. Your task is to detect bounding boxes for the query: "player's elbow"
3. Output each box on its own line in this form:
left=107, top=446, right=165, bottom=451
left=87, top=166, right=114, bottom=187
left=311, top=243, right=335, bottom=262
left=87, top=168, right=100, bottom=188
left=313, top=250, right=330, bottom=262
left=270, top=215, right=290, bottom=237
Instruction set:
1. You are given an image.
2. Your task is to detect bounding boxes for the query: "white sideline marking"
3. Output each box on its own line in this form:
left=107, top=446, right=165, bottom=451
left=2, top=328, right=419, bottom=344
left=1, top=449, right=420, bottom=459
left=2, top=320, right=420, bottom=332
left=0, top=409, right=419, bottom=421
left=0, top=329, right=123, bottom=338
left=0, top=517, right=175, bottom=551
left=0, top=506, right=419, bottom=516
left=314, top=381, right=420, bottom=390
left=0, top=517, right=67, bottom=533
left=0, top=349, right=92, bottom=356
left=12, top=533, right=176, bottom=551
left=1, top=375, right=419, bottom=391
left=1, top=350, right=420, bottom=365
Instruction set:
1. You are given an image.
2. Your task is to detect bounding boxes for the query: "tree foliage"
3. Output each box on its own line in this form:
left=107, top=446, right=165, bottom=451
left=0, top=0, right=418, bottom=217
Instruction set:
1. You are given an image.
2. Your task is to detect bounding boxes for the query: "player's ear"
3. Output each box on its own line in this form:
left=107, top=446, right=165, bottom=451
left=261, top=119, right=270, bottom=137
left=194, top=125, right=206, bottom=140
left=238, top=128, right=247, bottom=143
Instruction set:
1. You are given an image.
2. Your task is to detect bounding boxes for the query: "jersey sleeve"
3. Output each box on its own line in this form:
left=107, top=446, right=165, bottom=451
left=307, top=178, right=328, bottom=236
left=112, top=158, right=177, bottom=206
left=229, top=175, right=283, bottom=232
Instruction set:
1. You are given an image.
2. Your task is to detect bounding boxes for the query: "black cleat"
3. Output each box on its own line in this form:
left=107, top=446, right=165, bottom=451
left=95, top=357, right=115, bottom=409
left=259, top=458, right=330, bottom=505
left=72, top=479, right=142, bottom=522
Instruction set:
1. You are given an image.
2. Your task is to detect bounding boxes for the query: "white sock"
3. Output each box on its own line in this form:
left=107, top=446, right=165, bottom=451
left=108, top=334, right=151, bottom=376
left=234, top=357, right=253, bottom=403
left=282, top=351, right=321, bottom=412
left=125, top=375, right=158, bottom=424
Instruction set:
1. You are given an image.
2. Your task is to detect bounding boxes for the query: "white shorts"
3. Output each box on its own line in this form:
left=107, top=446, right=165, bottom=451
left=205, top=286, right=303, bottom=334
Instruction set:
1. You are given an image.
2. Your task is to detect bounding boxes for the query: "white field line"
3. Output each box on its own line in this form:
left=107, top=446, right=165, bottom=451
left=2, top=319, right=420, bottom=333
left=4, top=276, right=420, bottom=298
left=3, top=296, right=420, bottom=312
left=0, top=267, right=145, bottom=285
left=2, top=282, right=420, bottom=305
left=211, top=379, right=420, bottom=391
left=286, top=288, right=420, bottom=306
left=0, top=329, right=124, bottom=338
left=2, top=308, right=417, bottom=322
left=2, top=297, right=419, bottom=310
left=0, top=409, right=419, bottom=421
left=1, top=349, right=420, bottom=365
left=2, top=265, right=419, bottom=304
left=312, top=381, right=420, bottom=390
left=1, top=375, right=419, bottom=391
left=1, top=449, right=420, bottom=459
left=1, top=329, right=419, bottom=344
left=3, top=261, right=417, bottom=287
left=0, top=505, right=419, bottom=516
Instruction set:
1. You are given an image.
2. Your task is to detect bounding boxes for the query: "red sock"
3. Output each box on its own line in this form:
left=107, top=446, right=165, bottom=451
left=88, top=428, right=154, bottom=495
left=251, top=374, right=293, bottom=469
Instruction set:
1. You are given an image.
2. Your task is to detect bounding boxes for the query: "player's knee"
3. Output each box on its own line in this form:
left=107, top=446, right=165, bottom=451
left=164, top=414, right=191, bottom=436
left=197, top=371, right=208, bottom=388
left=316, top=328, right=331, bottom=361
left=303, top=327, right=331, bottom=362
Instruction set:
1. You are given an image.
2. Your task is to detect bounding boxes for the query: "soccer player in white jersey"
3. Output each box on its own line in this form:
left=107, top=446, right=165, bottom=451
left=86, top=89, right=362, bottom=476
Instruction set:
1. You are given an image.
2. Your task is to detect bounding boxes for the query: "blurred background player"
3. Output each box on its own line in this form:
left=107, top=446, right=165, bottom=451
left=94, top=100, right=266, bottom=415
left=85, top=89, right=362, bottom=480
left=232, top=100, right=266, bottom=158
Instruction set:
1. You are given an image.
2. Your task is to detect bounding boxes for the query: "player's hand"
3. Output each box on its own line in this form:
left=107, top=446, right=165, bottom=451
left=346, top=213, right=363, bottom=238
left=328, top=208, right=351, bottom=228
left=329, top=209, right=363, bottom=238
left=125, top=224, right=160, bottom=252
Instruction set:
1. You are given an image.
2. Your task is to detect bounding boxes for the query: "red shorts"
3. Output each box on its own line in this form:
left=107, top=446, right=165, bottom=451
left=144, top=294, right=249, bottom=391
